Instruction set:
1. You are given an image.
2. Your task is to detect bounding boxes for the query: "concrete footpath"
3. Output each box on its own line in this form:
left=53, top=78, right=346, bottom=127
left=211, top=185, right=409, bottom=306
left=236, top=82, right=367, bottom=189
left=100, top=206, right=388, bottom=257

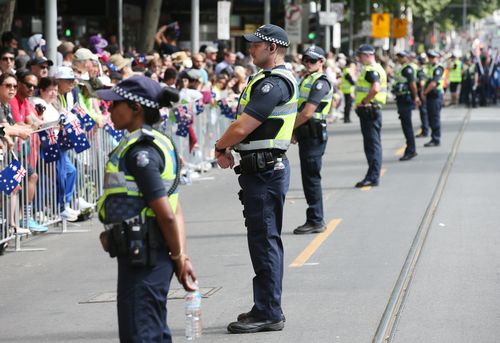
left=1, top=105, right=499, bottom=343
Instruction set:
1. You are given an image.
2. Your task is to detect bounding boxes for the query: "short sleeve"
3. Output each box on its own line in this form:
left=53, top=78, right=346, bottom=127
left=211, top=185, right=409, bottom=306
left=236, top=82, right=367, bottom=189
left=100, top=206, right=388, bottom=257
left=432, top=66, right=444, bottom=82
left=306, top=79, right=331, bottom=106
left=365, top=71, right=380, bottom=83
left=402, top=66, right=415, bottom=82
left=125, top=142, right=167, bottom=203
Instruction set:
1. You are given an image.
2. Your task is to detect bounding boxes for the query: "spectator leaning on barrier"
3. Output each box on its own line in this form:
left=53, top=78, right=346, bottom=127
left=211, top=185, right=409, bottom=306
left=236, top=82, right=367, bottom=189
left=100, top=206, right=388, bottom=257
left=96, top=75, right=197, bottom=342
left=30, top=77, right=60, bottom=124
left=0, top=47, right=16, bottom=75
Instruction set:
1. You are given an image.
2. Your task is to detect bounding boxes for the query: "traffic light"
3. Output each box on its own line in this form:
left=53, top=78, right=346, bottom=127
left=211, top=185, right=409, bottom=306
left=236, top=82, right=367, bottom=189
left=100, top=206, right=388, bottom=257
left=307, top=13, right=318, bottom=43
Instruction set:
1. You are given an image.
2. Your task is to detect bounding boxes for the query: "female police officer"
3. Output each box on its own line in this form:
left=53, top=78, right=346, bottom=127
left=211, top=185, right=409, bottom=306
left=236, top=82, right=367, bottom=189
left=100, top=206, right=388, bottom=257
left=96, top=75, right=197, bottom=342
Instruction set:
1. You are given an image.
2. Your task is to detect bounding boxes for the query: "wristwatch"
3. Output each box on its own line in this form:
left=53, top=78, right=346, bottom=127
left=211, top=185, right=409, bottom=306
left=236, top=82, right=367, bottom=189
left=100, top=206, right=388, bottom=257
left=214, top=142, right=226, bottom=153
left=0, top=126, right=5, bottom=138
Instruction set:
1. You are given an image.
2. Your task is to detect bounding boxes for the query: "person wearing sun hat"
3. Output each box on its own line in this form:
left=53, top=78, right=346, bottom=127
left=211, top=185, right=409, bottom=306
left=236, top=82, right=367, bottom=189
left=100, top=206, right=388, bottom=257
left=96, top=75, right=197, bottom=342
left=215, top=23, right=296, bottom=334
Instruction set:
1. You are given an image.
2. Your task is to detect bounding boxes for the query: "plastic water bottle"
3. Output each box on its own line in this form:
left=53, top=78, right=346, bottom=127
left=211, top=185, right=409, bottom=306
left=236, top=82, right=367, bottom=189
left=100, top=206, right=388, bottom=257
left=274, top=157, right=285, bottom=170
left=185, top=291, right=202, bottom=340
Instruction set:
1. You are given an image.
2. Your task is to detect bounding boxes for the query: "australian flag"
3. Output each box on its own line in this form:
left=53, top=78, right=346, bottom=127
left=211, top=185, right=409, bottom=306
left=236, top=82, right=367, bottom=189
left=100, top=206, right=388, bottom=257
left=71, top=104, right=96, bottom=132
left=104, top=123, right=125, bottom=143
left=0, top=159, right=26, bottom=195
left=174, top=105, right=193, bottom=137
left=195, top=99, right=204, bottom=115
left=217, top=100, right=236, bottom=119
left=65, top=119, right=91, bottom=153
left=38, top=128, right=61, bottom=163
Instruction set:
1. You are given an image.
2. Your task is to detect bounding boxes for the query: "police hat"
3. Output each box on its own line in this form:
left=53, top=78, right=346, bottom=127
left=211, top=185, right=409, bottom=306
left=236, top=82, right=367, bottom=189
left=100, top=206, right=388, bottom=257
left=426, top=49, right=440, bottom=58
left=356, top=44, right=375, bottom=55
left=97, top=75, right=164, bottom=109
left=243, top=24, right=290, bottom=47
left=396, top=50, right=409, bottom=57
left=303, top=46, right=326, bottom=60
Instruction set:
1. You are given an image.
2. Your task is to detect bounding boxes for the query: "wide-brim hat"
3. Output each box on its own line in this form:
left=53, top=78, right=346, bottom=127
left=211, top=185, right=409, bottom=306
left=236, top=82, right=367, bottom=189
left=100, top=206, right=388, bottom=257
left=109, top=54, right=132, bottom=70
left=243, top=24, right=290, bottom=47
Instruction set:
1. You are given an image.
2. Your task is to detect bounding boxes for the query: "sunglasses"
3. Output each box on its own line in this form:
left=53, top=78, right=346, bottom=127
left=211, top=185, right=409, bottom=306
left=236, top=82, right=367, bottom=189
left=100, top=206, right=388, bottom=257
left=23, top=81, right=37, bottom=89
left=39, top=65, right=49, bottom=70
left=2, top=83, right=17, bottom=89
left=303, top=58, right=319, bottom=64
left=2, top=56, right=14, bottom=62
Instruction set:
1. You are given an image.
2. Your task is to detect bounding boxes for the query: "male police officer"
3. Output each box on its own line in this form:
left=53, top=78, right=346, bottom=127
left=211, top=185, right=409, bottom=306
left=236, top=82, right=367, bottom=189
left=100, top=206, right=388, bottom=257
left=423, top=50, right=444, bottom=147
left=293, top=46, right=333, bottom=234
left=416, top=55, right=430, bottom=137
left=354, top=44, right=387, bottom=188
left=340, top=58, right=356, bottom=123
left=448, top=54, right=462, bottom=105
left=393, top=50, right=421, bottom=161
left=215, top=24, right=296, bottom=334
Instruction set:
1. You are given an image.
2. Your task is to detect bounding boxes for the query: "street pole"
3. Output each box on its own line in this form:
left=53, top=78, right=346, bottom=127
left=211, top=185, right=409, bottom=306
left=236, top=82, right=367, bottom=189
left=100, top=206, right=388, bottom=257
left=118, top=0, right=123, bottom=53
left=324, top=0, right=331, bottom=53
left=264, top=0, right=271, bottom=25
left=349, top=0, right=354, bottom=55
left=365, top=0, right=370, bottom=44
left=463, top=0, right=467, bottom=30
left=191, top=0, right=200, bottom=53
left=45, top=0, right=57, bottom=71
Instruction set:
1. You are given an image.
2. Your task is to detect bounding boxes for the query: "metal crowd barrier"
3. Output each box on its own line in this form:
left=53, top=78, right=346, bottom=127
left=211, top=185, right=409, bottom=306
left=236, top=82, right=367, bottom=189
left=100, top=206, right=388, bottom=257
left=0, top=102, right=232, bottom=255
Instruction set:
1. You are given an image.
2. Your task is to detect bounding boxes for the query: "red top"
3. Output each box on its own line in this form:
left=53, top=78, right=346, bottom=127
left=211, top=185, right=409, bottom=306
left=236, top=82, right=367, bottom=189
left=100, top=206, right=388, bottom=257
left=10, top=95, right=38, bottom=124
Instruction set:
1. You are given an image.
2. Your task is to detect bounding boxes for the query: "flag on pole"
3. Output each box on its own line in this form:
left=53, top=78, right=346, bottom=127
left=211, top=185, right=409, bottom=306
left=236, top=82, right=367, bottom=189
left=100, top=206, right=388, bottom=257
left=0, top=159, right=26, bottom=195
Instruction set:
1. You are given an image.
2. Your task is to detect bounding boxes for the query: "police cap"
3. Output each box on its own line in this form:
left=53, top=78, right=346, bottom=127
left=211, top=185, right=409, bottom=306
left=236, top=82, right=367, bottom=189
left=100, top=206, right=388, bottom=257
left=97, top=75, right=178, bottom=109
left=396, top=50, right=409, bottom=57
left=426, top=49, right=440, bottom=58
left=243, top=24, right=290, bottom=47
left=303, top=46, right=326, bottom=60
left=356, top=44, right=375, bottom=55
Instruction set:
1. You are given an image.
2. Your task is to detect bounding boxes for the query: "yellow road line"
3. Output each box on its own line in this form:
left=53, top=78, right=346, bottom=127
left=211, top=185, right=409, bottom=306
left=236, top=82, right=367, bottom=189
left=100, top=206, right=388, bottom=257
left=289, top=218, right=342, bottom=268
left=395, top=145, right=406, bottom=157
left=360, top=168, right=386, bottom=191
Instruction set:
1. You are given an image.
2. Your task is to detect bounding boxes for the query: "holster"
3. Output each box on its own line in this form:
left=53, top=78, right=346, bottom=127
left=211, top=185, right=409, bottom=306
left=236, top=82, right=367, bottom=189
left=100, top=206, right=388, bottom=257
left=105, top=215, right=163, bottom=267
left=295, top=119, right=327, bottom=143
left=234, top=151, right=281, bottom=175
left=355, top=105, right=379, bottom=120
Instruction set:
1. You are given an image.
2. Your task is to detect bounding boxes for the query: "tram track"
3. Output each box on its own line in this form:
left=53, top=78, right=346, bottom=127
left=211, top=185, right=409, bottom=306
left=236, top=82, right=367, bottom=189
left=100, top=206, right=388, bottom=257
left=372, top=107, right=472, bottom=343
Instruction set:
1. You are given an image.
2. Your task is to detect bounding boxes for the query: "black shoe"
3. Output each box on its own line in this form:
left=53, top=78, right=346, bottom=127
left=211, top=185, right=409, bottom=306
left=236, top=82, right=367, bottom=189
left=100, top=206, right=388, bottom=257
left=355, top=180, right=378, bottom=188
left=228, top=316, right=284, bottom=334
left=344, top=119, right=351, bottom=123
left=416, top=132, right=428, bottom=138
left=238, top=311, right=286, bottom=323
left=424, top=140, right=440, bottom=147
left=399, top=152, right=418, bottom=161
left=293, top=222, right=326, bottom=235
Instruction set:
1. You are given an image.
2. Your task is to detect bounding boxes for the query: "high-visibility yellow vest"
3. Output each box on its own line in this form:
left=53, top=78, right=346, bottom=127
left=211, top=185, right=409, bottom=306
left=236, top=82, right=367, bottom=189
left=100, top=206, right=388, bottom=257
left=355, top=62, right=388, bottom=105
left=234, top=68, right=298, bottom=152
left=97, top=127, right=178, bottom=224
left=340, top=67, right=355, bottom=94
left=425, top=63, right=444, bottom=91
left=449, top=60, right=462, bottom=83
left=298, top=71, right=333, bottom=120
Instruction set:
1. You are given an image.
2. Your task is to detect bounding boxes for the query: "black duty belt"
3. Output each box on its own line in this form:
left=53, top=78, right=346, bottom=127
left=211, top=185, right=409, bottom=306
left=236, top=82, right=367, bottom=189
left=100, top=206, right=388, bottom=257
left=234, top=150, right=287, bottom=175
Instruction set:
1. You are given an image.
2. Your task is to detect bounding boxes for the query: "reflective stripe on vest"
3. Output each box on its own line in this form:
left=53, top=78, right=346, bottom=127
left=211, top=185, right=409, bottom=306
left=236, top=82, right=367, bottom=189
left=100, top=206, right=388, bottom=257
left=355, top=63, right=388, bottom=105
left=298, top=71, right=333, bottom=120
left=425, top=64, right=444, bottom=91
left=97, top=128, right=178, bottom=223
left=234, top=68, right=298, bottom=151
left=340, top=67, right=355, bottom=94
left=449, top=60, right=462, bottom=83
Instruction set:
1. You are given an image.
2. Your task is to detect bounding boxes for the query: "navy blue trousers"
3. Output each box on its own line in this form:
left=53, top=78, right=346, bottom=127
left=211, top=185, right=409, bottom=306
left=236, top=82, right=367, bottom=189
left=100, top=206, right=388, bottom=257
left=426, top=92, right=443, bottom=144
left=358, top=109, right=382, bottom=183
left=418, top=98, right=429, bottom=135
left=397, top=100, right=416, bottom=155
left=298, top=137, right=327, bottom=226
left=238, top=158, right=290, bottom=321
left=117, top=249, right=174, bottom=343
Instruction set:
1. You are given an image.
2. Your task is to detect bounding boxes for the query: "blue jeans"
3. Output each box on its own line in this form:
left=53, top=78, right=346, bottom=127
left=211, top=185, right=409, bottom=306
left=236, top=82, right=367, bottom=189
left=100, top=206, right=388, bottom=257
left=238, top=158, right=290, bottom=321
left=56, top=151, right=76, bottom=211
left=298, top=137, right=327, bottom=225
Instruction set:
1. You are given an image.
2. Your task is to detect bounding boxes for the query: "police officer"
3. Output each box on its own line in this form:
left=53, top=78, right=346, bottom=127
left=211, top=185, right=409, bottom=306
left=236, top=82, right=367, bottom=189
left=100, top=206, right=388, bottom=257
left=214, top=24, right=296, bottom=333
left=448, top=54, right=463, bottom=105
left=423, top=50, right=444, bottom=147
left=340, top=57, right=356, bottom=123
left=415, top=55, right=430, bottom=137
left=292, top=46, right=332, bottom=234
left=393, top=50, right=421, bottom=161
left=96, top=76, right=197, bottom=342
left=354, top=44, right=387, bottom=188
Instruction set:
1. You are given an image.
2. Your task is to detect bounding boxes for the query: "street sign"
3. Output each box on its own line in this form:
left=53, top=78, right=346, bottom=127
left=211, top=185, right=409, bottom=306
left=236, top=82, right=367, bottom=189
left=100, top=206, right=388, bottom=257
left=331, top=2, right=344, bottom=22
left=371, top=13, right=390, bottom=38
left=333, top=22, right=341, bottom=48
left=217, top=1, right=231, bottom=40
left=285, top=4, right=302, bottom=44
left=392, top=18, right=407, bottom=39
left=319, top=11, right=338, bottom=26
